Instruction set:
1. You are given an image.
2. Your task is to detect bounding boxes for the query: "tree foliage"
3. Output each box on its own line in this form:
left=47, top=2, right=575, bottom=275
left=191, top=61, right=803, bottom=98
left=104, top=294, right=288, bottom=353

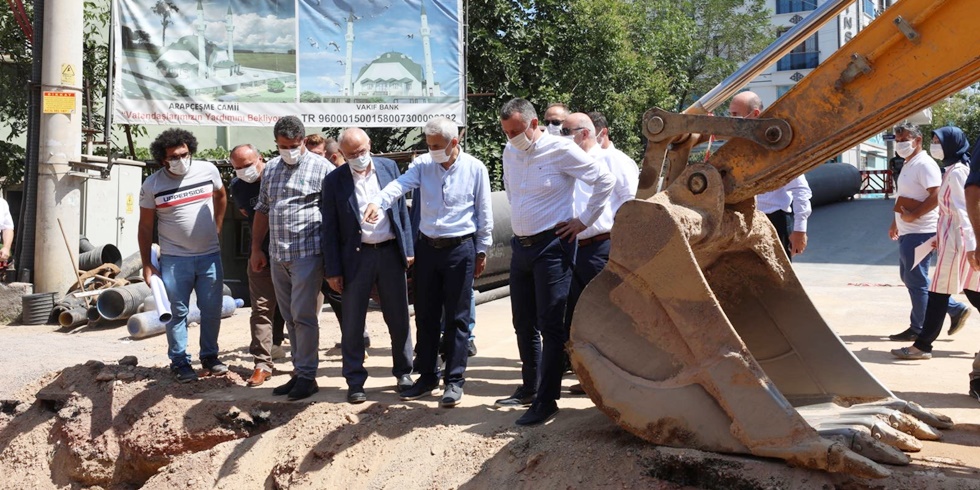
left=924, top=85, right=980, bottom=146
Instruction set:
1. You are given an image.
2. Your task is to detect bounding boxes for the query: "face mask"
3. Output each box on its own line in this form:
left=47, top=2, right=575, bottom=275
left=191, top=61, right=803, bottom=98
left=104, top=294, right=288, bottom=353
left=349, top=153, right=372, bottom=171
left=930, top=145, right=945, bottom=161
left=168, top=156, right=190, bottom=176
left=279, top=147, right=303, bottom=165
left=895, top=140, right=915, bottom=159
left=546, top=124, right=562, bottom=136
left=509, top=127, right=533, bottom=152
left=429, top=144, right=454, bottom=164
left=235, top=164, right=260, bottom=183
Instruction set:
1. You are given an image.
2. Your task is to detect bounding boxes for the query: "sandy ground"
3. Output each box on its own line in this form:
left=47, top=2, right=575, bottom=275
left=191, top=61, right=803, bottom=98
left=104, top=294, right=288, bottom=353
left=1, top=198, right=980, bottom=489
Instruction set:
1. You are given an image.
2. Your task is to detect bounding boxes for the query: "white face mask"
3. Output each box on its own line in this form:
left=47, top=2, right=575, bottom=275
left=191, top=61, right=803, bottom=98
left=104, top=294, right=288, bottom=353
left=349, top=153, right=372, bottom=171
left=509, top=127, right=533, bottom=152
left=929, top=144, right=945, bottom=161
left=546, top=123, right=562, bottom=136
left=279, top=147, right=303, bottom=165
left=167, top=156, right=191, bottom=176
left=235, top=164, right=260, bottom=183
left=895, top=140, right=915, bottom=159
left=429, top=143, right=455, bottom=164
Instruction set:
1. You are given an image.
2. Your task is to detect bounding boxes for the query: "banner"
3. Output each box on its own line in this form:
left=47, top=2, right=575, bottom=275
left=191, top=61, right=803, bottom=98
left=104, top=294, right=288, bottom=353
left=112, top=0, right=465, bottom=127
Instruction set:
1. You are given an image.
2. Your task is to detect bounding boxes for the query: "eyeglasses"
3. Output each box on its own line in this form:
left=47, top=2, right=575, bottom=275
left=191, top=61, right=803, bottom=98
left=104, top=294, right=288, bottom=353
left=560, top=127, right=585, bottom=136
left=544, top=119, right=564, bottom=126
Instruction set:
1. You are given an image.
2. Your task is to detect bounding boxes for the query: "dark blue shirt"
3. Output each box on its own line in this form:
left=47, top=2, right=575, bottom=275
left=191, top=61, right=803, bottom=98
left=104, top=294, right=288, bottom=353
left=230, top=177, right=270, bottom=255
left=966, top=134, right=980, bottom=188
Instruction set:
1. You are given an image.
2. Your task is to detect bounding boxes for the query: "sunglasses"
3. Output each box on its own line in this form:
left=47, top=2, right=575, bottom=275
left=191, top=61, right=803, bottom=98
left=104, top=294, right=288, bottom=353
left=544, top=119, right=564, bottom=126
left=560, top=127, right=585, bottom=136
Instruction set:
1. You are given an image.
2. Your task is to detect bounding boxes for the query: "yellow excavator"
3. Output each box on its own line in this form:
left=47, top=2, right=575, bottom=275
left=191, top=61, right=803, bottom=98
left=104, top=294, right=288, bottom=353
left=569, top=0, right=980, bottom=479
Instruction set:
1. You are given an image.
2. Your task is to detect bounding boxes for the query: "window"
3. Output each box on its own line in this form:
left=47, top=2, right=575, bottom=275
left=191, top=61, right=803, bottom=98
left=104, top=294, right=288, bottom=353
left=863, top=0, right=878, bottom=17
left=776, top=0, right=817, bottom=14
left=777, top=31, right=819, bottom=71
left=776, top=85, right=793, bottom=98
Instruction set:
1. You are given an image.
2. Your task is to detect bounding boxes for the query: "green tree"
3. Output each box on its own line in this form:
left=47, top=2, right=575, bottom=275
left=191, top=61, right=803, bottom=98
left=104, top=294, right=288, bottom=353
left=925, top=85, right=980, bottom=145
left=151, top=0, right=177, bottom=47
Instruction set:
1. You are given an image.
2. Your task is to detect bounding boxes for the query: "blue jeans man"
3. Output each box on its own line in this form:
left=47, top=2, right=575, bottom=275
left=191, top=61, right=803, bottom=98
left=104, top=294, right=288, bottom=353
left=895, top=233, right=966, bottom=339
left=160, top=252, right=224, bottom=370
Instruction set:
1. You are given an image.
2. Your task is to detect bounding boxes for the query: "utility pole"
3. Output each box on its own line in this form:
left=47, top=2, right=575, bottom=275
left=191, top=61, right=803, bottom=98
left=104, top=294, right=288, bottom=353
left=34, top=0, right=83, bottom=294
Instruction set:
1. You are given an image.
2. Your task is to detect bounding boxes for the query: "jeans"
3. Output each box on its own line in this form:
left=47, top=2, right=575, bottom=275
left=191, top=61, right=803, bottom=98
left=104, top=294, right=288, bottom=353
left=510, top=235, right=575, bottom=403
left=898, top=233, right=964, bottom=333
left=160, top=252, right=223, bottom=368
left=271, top=255, right=324, bottom=380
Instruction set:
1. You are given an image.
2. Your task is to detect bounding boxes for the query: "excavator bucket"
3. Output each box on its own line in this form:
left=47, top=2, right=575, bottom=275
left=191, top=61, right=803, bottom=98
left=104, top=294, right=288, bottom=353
left=569, top=0, right=980, bottom=478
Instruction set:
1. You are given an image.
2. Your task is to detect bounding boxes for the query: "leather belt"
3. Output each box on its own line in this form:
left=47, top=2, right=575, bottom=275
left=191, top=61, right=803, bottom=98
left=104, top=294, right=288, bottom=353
left=578, top=232, right=610, bottom=247
left=361, top=239, right=394, bottom=249
left=515, top=227, right=557, bottom=248
left=421, top=233, right=474, bottom=249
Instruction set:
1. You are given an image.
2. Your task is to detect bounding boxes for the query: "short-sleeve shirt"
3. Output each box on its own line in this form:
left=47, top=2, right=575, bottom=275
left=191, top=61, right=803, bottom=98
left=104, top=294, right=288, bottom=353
left=895, top=151, right=941, bottom=236
left=0, top=197, right=13, bottom=232
left=139, top=160, right=223, bottom=256
left=253, top=151, right=332, bottom=262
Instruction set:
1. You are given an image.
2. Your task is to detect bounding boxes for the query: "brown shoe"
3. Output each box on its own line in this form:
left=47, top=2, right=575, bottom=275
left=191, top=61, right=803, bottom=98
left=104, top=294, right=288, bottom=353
left=247, top=368, right=272, bottom=387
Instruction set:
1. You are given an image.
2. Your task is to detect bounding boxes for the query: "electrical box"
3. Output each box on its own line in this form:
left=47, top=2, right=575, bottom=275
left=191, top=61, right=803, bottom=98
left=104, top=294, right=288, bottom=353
left=80, top=164, right=143, bottom=259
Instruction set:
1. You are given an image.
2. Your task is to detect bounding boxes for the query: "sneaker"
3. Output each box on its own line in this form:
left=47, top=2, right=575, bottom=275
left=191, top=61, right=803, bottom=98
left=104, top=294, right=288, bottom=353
left=970, top=378, right=980, bottom=402
left=891, top=346, right=932, bottom=360
left=888, top=328, right=919, bottom=342
left=467, top=339, right=477, bottom=357
left=271, top=344, right=286, bottom=360
left=949, top=307, right=972, bottom=336
left=201, top=357, right=229, bottom=375
left=494, top=386, right=536, bottom=408
left=172, top=364, right=198, bottom=383
left=441, top=384, right=463, bottom=407
left=515, top=400, right=559, bottom=426
left=400, top=379, right=439, bottom=400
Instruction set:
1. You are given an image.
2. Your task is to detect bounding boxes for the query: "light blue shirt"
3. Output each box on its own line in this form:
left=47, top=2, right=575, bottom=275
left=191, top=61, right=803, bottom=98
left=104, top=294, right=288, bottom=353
left=373, top=150, right=493, bottom=254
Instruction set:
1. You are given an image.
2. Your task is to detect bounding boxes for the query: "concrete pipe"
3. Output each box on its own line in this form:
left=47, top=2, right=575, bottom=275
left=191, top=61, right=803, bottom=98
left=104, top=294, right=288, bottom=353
left=127, top=295, right=240, bottom=340
left=58, top=307, right=89, bottom=328
left=78, top=244, right=123, bottom=271
left=97, top=282, right=152, bottom=321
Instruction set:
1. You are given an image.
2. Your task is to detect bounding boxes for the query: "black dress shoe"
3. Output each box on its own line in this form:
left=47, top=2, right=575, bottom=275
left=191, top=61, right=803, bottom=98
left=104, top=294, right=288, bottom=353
left=347, top=386, right=367, bottom=404
left=272, top=376, right=297, bottom=396
left=400, top=379, right=439, bottom=400
left=396, top=374, right=414, bottom=393
left=515, top=400, right=559, bottom=426
left=467, top=339, right=477, bottom=357
left=970, top=378, right=980, bottom=402
left=287, top=378, right=319, bottom=401
left=889, top=328, right=919, bottom=342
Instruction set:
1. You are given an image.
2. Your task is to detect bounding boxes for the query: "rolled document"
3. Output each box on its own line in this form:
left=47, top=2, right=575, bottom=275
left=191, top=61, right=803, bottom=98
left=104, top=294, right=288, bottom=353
left=149, top=244, right=173, bottom=322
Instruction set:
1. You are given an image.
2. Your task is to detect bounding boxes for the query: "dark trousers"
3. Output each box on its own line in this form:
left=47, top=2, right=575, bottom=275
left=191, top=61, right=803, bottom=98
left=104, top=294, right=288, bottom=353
left=914, top=289, right=980, bottom=352
left=340, top=244, right=413, bottom=388
left=510, top=235, right=575, bottom=403
left=765, top=210, right=793, bottom=259
left=321, top=280, right=369, bottom=341
left=414, top=238, right=475, bottom=387
left=564, top=238, right=611, bottom=330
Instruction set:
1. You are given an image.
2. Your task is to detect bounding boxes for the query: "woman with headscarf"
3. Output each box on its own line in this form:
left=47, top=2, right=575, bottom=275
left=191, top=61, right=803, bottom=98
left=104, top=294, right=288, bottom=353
left=893, top=126, right=978, bottom=360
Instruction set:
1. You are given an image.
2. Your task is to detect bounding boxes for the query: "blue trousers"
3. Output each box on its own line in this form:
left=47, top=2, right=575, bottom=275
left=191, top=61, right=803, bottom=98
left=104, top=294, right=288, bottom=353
left=340, top=244, right=413, bottom=388
left=160, top=252, right=223, bottom=368
left=510, top=235, right=575, bottom=403
left=898, top=233, right=964, bottom=333
left=414, top=238, right=475, bottom=387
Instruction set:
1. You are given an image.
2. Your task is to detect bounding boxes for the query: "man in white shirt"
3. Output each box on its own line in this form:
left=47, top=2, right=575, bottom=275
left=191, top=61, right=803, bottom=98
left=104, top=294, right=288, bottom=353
left=0, top=193, right=13, bottom=271
left=887, top=122, right=969, bottom=341
left=729, top=91, right=812, bottom=258
left=496, top=98, right=615, bottom=426
left=542, top=103, right=569, bottom=137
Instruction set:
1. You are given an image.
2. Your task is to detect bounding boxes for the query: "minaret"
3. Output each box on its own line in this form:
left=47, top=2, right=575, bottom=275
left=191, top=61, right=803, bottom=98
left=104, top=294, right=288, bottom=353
left=343, top=12, right=355, bottom=95
left=196, top=0, right=207, bottom=78
left=420, top=0, right=435, bottom=96
left=225, top=4, right=235, bottom=63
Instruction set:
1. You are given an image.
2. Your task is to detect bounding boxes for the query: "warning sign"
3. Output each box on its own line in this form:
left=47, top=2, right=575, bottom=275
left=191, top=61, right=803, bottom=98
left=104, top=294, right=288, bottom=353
left=61, top=64, right=76, bottom=86
left=43, top=92, right=76, bottom=114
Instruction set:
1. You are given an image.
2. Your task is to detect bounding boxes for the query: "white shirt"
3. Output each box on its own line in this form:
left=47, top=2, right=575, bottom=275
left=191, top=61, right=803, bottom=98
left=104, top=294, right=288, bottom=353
left=756, top=175, right=813, bottom=232
left=0, top=197, right=13, bottom=232
left=895, top=150, right=941, bottom=235
left=573, top=144, right=639, bottom=239
left=503, top=132, right=615, bottom=237
left=352, top=162, right=395, bottom=244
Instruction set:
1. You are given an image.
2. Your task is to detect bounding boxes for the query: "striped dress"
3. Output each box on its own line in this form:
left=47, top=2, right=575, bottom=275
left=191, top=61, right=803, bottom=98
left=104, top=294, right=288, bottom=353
left=929, top=162, right=980, bottom=294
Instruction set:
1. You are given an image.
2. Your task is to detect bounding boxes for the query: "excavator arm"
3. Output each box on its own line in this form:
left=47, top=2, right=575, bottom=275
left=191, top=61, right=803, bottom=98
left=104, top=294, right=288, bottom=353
left=570, top=0, right=980, bottom=478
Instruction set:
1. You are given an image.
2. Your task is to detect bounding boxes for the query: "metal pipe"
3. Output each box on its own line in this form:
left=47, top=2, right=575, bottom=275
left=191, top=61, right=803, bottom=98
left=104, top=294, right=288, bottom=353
left=97, top=282, right=151, bottom=320
left=691, top=0, right=855, bottom=114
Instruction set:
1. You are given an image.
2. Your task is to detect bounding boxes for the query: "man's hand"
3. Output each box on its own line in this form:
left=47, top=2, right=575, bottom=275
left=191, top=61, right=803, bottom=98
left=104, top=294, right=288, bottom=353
left=239, top=209, right=248, bottom=218
left=789, top=231, right=807, bottom=256
left=327, top=276, right=344, bottom=293
left=474, top=253, right=487, bottom=278
left=556, top=219, right=587, bottom=242
left=899, top=206, right=917, bottom=223
left=250, top=250, right=268, bottom=273
left=142, top=264, right=160, bottom=285
left=969, top=251, right=980, bottom=271
left=363, top=203, right=381, bottom=224
left=889, top=220, right=899, bottom=240
left=0, top=247, right=10, bottom=263
left=406, top=256, right=415, bottom=268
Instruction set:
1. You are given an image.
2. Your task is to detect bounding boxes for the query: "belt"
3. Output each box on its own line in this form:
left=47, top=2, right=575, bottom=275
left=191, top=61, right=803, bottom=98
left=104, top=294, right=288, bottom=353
left=578, top=232, right=610, bottom=247
left=421, top=233, right=474, bottom=249
left=515, top=227, right=557, bottom=248
left=361, top=239, right=394, bottom=249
